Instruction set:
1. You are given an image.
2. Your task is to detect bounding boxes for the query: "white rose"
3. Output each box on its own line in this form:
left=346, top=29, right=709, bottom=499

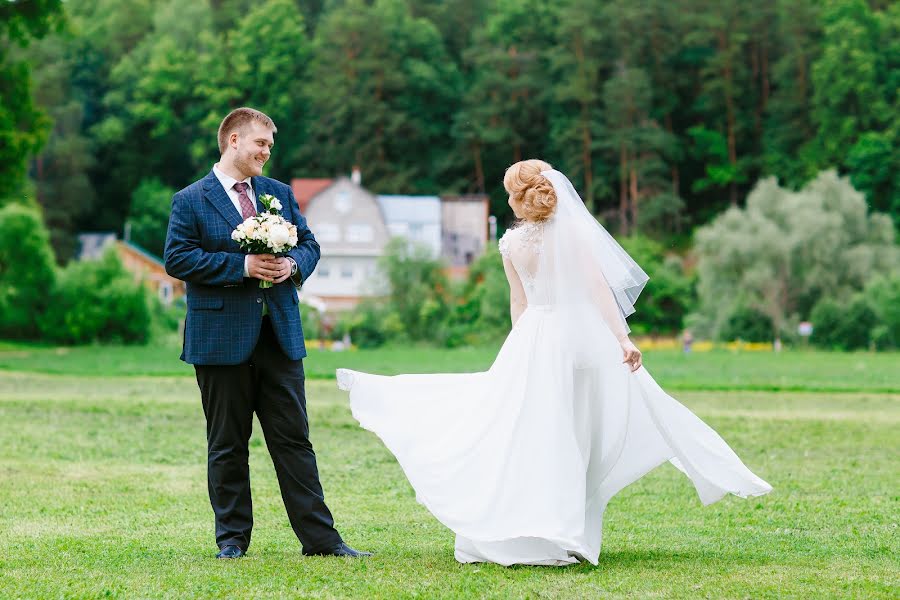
left=269, top=223, right=290, bottom=247
left=270, top=199, right=282, bottom=211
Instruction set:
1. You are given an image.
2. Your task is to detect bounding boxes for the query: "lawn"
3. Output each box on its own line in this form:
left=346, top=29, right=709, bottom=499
left=0, top=345, right=897, bottom=598
left=1, top=339, right=898, bottom=392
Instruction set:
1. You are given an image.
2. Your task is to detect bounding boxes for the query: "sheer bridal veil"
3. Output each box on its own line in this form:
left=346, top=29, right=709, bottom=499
left=540, top=169, right=649, bottom=366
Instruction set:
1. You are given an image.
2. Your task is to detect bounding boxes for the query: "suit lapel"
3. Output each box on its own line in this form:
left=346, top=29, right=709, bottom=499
left=251, top=176, right=265, bottom=213
left=202, top=170, right=243, bottom=229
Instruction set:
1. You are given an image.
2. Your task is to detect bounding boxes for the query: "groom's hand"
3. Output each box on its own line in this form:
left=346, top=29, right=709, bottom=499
left=247, top=254, right=281, bottom=283
left=270, top=257, right=293, bottom=284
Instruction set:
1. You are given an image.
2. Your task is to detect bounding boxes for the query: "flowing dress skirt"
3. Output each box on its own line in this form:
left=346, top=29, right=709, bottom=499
left=337, top=306, right=772, bottom=566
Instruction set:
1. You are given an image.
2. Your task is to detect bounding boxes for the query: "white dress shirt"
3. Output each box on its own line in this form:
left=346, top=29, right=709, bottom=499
left=213, top=163, right=256, bottom=218
left=213, top=164, right=254, bottom=278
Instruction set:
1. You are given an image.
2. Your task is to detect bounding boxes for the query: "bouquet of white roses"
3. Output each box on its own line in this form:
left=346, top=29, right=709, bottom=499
left=231, top=193, right=298, bottom=288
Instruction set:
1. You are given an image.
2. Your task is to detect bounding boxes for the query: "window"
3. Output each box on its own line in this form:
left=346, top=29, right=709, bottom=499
left=318, top=262, right=330, bottom=278
left=316, top=223, right=340, bottom=242
left=346, top=224, right=373, bottom=242
left=409, top=223, right=424, bottom=239
left=335, top=191, right=352, bottom=214
left=159, top=281, right=173, bottom=305
left=340, top=264, right=353, bottom=279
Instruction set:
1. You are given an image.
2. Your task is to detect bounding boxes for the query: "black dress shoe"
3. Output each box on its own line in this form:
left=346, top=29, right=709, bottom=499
left=306, top=542, right=373, bottom=558
left=216, top=545, right=245, bottom=559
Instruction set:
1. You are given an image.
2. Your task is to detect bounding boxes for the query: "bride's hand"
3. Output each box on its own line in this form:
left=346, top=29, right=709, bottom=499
left=620, top=338, right=642, bottom=372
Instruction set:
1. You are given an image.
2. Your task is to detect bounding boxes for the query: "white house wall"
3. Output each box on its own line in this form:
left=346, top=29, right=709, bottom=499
left=301, top=178, right=390, bottom=304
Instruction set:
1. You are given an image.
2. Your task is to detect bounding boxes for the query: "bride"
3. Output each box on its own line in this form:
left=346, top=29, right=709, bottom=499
left=336, top=159, right=772, bottom=566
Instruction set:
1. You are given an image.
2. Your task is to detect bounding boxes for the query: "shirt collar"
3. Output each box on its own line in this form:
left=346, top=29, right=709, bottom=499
left=213, top=163, right=252, bottom=193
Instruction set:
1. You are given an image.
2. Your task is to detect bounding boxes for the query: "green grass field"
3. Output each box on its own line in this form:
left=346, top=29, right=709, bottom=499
left=1, top=339, right=898, bottom=392
left=0, top=343, right=898, bottom=598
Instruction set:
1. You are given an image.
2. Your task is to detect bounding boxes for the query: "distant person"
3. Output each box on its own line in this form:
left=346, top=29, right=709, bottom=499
left=336, top=160, right=771, bottom=566
left=682, top=329, right=694, bottom=353
left=164, top=107, right=370, bottom=560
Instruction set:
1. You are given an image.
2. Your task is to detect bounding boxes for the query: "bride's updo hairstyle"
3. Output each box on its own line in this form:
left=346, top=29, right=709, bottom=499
left=503, top=159, right=557, bottom=222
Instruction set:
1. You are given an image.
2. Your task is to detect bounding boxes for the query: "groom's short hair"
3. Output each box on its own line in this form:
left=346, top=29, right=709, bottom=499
left=218, top=108, right=278, bottom=154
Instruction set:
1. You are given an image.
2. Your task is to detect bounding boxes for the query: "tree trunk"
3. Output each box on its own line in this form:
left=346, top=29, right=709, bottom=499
left=665, top=113, right=680, bottom=197
left=718, top=30, right=739, bottom=206
left=472, top=141, right=485, bottom=194
left=34, top=156, right=44, bottom=206
left=761, top=37, right=770, bottom=111
left=582, top=108, right=594, bottom=214
left=629, top=165, right=639, bottom=233
left=574, top=33, right=594, bottom=214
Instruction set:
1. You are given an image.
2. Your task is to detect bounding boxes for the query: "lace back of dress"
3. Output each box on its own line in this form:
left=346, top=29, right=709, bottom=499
left=499, top=221, right=552, bottom=305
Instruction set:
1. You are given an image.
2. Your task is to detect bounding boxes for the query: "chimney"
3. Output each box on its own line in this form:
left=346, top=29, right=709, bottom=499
left=351, top=165, right=361, bottom=185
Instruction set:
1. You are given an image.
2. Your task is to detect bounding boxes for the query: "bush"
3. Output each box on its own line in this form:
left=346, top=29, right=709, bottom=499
left=377, top=237, right=451, bottom=341
left=337, top=301, right=403, bottom=349
left=719, top=307, right=775, bottom=342
left=810, top=295, right=878, bottom=351
left=441, top=247, right=510, bottom=347
left=127, top=178, right=175, bottom=258
left=619, top=236, right=694, bottom=336
left=149, top=294, right=185, bottom=340
left=297, top=301, right=320, bottom=341
left=40, top=248, right=152, bottom=344
left=0, top=205, right=57, bottom=339
left=865, top=275, right=900, bottom=349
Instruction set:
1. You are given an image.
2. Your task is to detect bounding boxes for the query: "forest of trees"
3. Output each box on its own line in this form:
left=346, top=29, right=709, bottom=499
left=1, top=0, right=898, bottom=348
left=3, top=0, right=898, bottom=263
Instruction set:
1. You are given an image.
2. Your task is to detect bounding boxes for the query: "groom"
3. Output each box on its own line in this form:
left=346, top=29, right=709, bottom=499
left=164, top=107, right=370, bottom=559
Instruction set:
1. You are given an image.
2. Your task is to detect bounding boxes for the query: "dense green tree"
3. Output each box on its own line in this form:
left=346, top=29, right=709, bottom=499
left=685, top=1, right=754, bottom=208
left=454, top=0, right=557, bottom=211
left=126, top=178, right=175, bottom=258
left=602, top=67, right=681, bottom=235
left=0, top=205, right=57, bottom=339
left=809, top=0, right=886, bottom=171
left=28, top=34, right=96, bottom=262
left=693, top=171, right=897, bottom=342
left=763, top=0, right=822, bottom=186
left=10, top=0, right=900, bottom=286
left=304, top=0, right=461, bottom=192
left=846, top=2, right=900, bottom=220
left=94, top=0, right=229, bottom=229
left=224, top=0, right=312, bottom=181
left=546, top=0, right=607, bottom=214
left=409, top=0, right=491, bottom=62
left=0, top=0, right=63, bottom=197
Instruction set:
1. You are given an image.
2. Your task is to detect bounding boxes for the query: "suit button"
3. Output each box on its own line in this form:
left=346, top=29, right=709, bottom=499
left=256, top=297, right=262, bottom=304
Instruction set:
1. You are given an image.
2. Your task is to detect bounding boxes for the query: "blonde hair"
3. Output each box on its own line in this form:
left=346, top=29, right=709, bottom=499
left=217, top=107, right=277, bottom=154
left=503, top=159, right=557, bottom=221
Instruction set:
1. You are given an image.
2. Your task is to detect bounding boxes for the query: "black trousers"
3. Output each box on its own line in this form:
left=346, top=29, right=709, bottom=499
left=194, top=317, right=342, bottom=553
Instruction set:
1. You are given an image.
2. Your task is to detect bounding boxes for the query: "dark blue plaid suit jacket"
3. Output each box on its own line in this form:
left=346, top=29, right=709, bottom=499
left=164, top=170, right=319, bottom=365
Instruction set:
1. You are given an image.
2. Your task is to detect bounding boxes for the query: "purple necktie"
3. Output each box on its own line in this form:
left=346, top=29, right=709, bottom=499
left=233, top=182, right=256, bottom=219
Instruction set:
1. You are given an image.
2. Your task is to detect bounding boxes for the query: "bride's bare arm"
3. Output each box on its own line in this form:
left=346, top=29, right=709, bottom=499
left=502, top=255, right=528, bottom=326
left=586, top=268, right=642, bottom=370
left=574, top=231, right=642, bottom=371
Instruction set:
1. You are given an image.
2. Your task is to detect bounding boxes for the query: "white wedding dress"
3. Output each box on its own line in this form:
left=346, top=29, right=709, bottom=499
left=337, top=181, right=771, bottom=567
